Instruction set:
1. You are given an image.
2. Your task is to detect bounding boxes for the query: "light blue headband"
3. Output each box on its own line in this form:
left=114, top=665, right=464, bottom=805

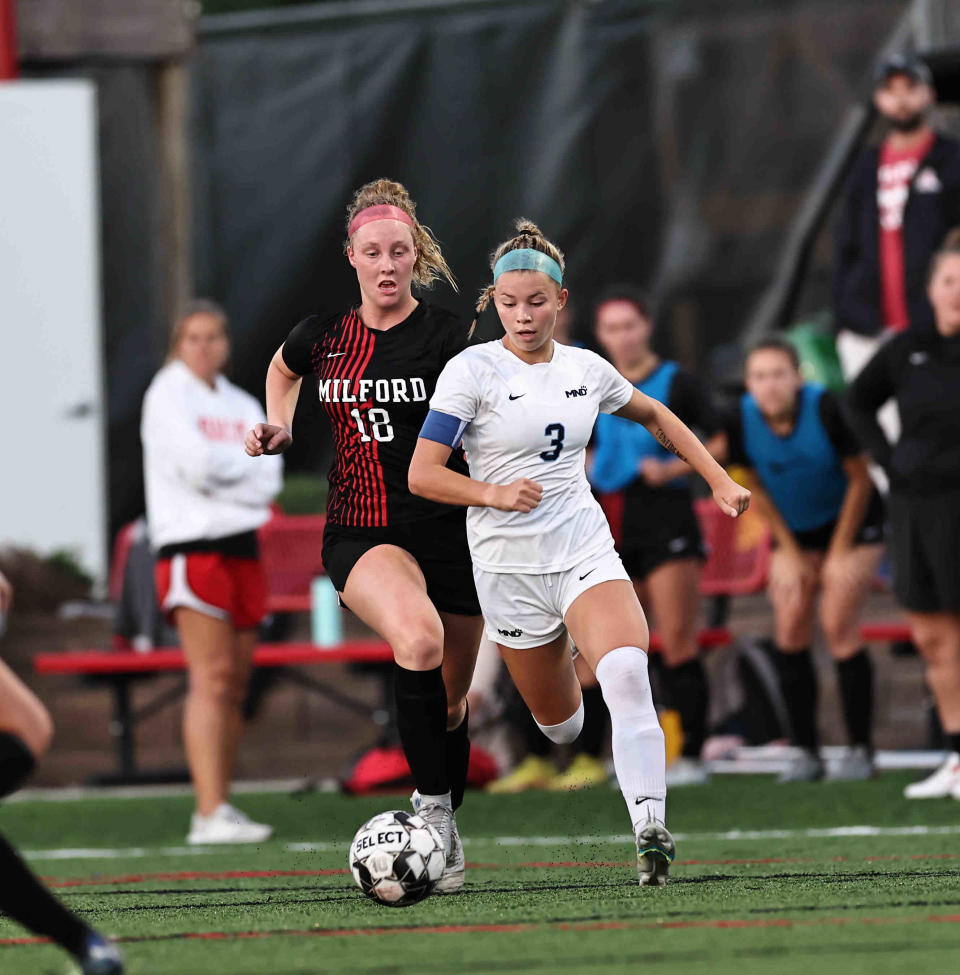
left=493, top=248, right=563, bottom=285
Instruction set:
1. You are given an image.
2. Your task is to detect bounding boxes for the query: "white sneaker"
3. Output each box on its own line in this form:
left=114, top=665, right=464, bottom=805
left=411, top=790, right=464, bottom=894
left=665, top=757, right=710, bottom=787
left=905, top=753, right=960, bottom=799
left=777, top=749, right=824, bottom=783
left=187, top=803, right=273, bottom=844
left=827, top=745, right=875, bottom=782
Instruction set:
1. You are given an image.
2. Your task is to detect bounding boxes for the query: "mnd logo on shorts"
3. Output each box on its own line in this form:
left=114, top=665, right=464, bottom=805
left=565, top=386, right=588, bottom=398
left=497, top=627, right=523, bottom=638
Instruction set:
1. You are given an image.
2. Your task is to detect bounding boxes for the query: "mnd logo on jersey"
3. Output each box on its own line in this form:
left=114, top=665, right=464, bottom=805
left=316, top=377, right=428, bottom=404
left=565, top=386, right=589, bottom=398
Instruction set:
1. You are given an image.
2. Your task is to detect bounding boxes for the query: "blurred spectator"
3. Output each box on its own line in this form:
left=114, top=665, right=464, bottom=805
left=846, top=230, right=960, bottom=800
left=589, top=286, right=725, bottom=787
left=725, top=337, right=884, bottom=782
left=141, top=300, right=282, bottom=844
left=834, top=54, right=960, bottom=390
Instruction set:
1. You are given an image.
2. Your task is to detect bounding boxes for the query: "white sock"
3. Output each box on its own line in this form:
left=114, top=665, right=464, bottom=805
left=535, top=696, right=584, bottom=744
left=595, top=646, right=666, bottom=831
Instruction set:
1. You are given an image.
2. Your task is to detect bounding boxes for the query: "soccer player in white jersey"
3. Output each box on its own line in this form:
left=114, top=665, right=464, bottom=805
left=408, top=220, right=750, bottom=886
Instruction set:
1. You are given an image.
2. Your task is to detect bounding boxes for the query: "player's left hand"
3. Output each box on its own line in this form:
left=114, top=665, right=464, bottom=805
left=712, top=477, right=751, bottom=519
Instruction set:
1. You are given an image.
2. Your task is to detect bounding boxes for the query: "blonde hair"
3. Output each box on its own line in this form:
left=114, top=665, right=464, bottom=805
left=473, top=219, right=566, bottom=331
left=167, top=298, right=228, bottom=361
left=345, top=178, right=457, bottom=292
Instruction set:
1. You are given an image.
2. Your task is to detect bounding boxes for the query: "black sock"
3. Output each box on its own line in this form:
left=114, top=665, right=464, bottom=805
left=394, top=664, right=449, bottom=797
left=0, top=732, right=37, bottom=799
left=836, top=649, right=873, bottom=748
left=775, top=648, right=819, bottom=750
left=445, top=703, right=470, bottom=811
left=579, top=684, right=608, bottom=758
left=949, top=733, right=960, bottom=755
left=662, top=659, right=710, bottom=759
left=0, top=831, right=93, bottom=958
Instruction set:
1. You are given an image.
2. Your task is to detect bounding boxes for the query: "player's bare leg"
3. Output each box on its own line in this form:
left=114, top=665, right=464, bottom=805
left=178, top=608, right=271, bottom=843
left=904, top=612, right=960, bottom=798
left=0, top=659, right=124, bottom=973
left=342, top=545, right=474, bottom=891
left=819, top=544, right=884, bottom=779
left=563, top=581, right=674, bottom=886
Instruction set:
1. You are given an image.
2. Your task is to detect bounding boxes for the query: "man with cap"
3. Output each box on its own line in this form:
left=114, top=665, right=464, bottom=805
left=834, top=54, right=960, bottom=393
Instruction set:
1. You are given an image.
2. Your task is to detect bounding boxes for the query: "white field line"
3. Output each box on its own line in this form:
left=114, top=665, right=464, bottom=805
left=22, top=823, right=960, bottom=862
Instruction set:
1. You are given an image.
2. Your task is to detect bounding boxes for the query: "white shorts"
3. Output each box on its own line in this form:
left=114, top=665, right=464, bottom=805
left=473, top=547, right=630, bottom=650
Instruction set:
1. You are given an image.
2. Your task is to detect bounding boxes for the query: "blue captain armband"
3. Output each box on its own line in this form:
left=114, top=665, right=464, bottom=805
left=419, top=409, right=469, bottom=449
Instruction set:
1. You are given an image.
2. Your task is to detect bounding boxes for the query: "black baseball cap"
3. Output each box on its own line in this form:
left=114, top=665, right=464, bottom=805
left=874, top=53, right=933, bottom=88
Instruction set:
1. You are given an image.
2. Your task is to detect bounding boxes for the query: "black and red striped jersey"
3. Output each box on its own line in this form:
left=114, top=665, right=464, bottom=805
left=281, top=301, right=471, bottom=527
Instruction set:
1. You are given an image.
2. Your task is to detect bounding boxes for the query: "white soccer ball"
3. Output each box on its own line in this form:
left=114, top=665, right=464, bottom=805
left=349, top=810, right=446, bottom=907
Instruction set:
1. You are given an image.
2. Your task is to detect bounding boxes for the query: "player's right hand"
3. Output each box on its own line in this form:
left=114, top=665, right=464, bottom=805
left=491, top=478, right=543, bottom=513
left=245, top=423, right=292, bottom=456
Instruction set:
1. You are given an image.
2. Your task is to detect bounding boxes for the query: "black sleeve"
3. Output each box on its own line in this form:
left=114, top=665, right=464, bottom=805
left=440, top=319, right=471, bottom=364
left=280, top=315, right=325, bottom=376
left=817, top=391, right=862, bottom=459
left=722, top=406, right=749, bottom=467
left=668, top=370, right=722, bottom=436
left=844, top=337, right=900, bottom=470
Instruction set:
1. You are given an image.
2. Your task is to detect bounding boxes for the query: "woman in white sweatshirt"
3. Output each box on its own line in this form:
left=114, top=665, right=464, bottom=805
left=141, top=300, right=282, bottom=844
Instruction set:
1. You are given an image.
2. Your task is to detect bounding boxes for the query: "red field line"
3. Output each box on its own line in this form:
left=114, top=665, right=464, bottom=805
left=40, top=851, right=960, bottom=889
left=5, top=912, right=960, bottom=949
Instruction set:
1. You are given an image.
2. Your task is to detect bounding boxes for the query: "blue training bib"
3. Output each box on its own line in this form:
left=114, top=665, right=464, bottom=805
left=740, top=384, right=847, bottom=532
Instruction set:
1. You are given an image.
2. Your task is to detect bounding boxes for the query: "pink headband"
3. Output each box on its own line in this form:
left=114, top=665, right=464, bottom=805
left=348, top=204, right=415, bottom=238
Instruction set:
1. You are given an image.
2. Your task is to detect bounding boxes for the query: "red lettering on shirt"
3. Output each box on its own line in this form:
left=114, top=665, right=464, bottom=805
left=877, top=131, right=935, bottom=332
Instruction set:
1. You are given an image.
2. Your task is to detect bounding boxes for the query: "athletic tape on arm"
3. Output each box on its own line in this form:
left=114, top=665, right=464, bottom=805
left=419, top=409, right=469, bottom=449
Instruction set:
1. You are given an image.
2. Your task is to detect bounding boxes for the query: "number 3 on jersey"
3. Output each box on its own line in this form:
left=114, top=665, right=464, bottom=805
left=351, top=407, right=394, bottom=443
left=540, top=422, right=565, bottom=461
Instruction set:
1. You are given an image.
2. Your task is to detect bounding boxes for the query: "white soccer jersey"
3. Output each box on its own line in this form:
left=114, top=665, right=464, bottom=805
left=141, top=360, right=283, bottom=550
left=429, top=340, right=635, bottom=573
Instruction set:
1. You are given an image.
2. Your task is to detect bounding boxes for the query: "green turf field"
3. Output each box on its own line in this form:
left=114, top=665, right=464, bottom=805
left=2, top=774, right=959, bottom=974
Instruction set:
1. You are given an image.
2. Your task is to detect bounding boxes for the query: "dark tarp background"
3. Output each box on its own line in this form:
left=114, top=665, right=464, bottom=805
left=33, top=0, right=910, bottom=531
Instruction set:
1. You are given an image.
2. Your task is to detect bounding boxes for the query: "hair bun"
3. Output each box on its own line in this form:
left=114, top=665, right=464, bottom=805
left=514, top=218, right=544, bottom=238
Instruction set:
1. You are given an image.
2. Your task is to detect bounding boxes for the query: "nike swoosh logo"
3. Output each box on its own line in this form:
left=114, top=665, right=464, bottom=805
left=634, top=796, right=655, bottom=805
left=508, top=393, right=525, bottom=400
left=578, top=569, right=596, bottom=581
left=326, top=352, right=347, bottom=358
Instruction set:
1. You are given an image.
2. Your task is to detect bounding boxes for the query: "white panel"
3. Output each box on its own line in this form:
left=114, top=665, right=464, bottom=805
left=0, top=80, right=106, bottom=582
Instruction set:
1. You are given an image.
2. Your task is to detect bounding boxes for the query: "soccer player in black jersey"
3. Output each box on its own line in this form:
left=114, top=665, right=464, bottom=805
left=246, top=179, right=482, bottom=892
left=847, top=230, right=960, bottom=800
left=0, top=569, right=124, bottom=973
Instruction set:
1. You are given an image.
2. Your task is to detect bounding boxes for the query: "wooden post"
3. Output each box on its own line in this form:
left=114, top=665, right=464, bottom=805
left=154, top=58, right=192, bottom=342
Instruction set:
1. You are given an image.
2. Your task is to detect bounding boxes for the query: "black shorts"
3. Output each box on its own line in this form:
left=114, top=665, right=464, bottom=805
left=322, top=507, right=481, bottom=617
left=618, top=488, right=705, bottom=581
left=792, top=490, right=886, bottom=552
left=890, top=491, right=960, bottom=613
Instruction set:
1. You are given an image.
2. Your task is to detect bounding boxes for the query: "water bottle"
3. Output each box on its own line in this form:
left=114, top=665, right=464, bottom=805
left=311, top=576, right=342, bottom=648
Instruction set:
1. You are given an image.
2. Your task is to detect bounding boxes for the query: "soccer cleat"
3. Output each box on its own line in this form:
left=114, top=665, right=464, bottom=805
left=665, top=757, right=711, bottom=787
left=636, top=819, right=676, bottom=888
left=905, top=752, right=960, bottom=799
left=79, top=933, right=124, bottom=975
left=486, top=755, right=556, bottom=794
left=827, top=745, right=875, bottom=781
left=777, top=749, right=824, bottom=783
left=411, top=791, right=464, bottom=894
left=547, top=754, right=609, bottom=791
left=187, top=803, right=273, bottom=845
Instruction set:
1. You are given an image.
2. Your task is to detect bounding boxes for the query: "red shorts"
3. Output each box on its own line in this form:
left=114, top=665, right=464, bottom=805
left=155, top=553, right=267, bottom=629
